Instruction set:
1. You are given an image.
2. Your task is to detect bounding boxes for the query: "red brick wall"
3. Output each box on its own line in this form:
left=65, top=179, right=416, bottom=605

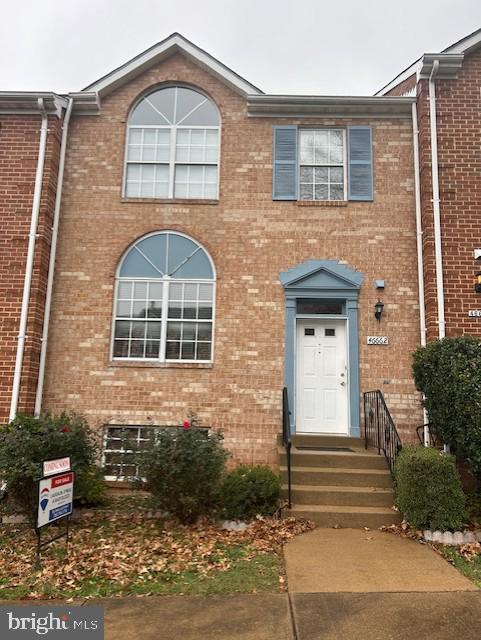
left=417, top=48, right=481, bottom=339
left=0, top=114, right=62, bottom=422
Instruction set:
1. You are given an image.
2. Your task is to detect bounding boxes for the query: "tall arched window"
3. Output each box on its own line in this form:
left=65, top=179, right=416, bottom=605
left=124, top=86, right=220, bottom=199
left=113, top=231, right=215, bottom=362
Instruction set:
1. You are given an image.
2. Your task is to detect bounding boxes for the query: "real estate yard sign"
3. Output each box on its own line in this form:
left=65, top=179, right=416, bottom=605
left=37, top=471, right=74, bottom=528
left=35, top=459, right=74, bottom=566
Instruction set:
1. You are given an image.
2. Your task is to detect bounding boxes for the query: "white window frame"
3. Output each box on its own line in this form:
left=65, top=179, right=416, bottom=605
left=102, top=424, right=213, bottom=481
left=102, top=425, right=156, bottom=481
left=111, top=231, right=216, bottom=364
left=122, top=86, right=221, bottom=200
left=298, top=128, right=347, bottom=201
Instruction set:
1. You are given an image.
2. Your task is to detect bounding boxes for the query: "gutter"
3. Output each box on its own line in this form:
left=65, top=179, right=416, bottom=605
left=9, top=99, right=49, bottom=421
left=247, top=94, right=415, bottom=118
left=428, top=60, right=446, bottom=339
left=34, top=98, right=74, bottom=416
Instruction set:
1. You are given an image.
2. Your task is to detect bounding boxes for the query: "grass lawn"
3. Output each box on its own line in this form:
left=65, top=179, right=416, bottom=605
left=436, top=544, right=481, bottom=588
left=0, top=510, right=312, bottom=600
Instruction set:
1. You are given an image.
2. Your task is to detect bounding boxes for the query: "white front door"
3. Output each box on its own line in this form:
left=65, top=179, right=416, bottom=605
left=295, top=318, right=348, bottom=434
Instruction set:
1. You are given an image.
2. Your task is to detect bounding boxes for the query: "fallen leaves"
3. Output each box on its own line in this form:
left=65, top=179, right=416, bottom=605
left=379, top=521, right=423, bottom=541
left=458, top=542, right=481, bottom=562
left=0, top=513, right=314, bottom=600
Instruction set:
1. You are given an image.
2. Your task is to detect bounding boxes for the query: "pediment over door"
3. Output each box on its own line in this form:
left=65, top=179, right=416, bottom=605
left=280, top=260, right=363, bottom=293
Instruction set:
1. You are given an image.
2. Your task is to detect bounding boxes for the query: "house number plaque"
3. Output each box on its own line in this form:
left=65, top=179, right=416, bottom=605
left=468, top=310, right=481, bottom=317
left=367, top=336, right=389, bottom=345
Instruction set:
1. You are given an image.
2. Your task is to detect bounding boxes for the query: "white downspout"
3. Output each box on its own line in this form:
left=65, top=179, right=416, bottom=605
left=412, top=102, right=427, bottom=348
left=34, top=97, right=74, bottom=416
left=412, top=101, right=430, bottom=445
left=428, top=59, right=446, bottom=339
left=9, top=98, right=49, bottom=421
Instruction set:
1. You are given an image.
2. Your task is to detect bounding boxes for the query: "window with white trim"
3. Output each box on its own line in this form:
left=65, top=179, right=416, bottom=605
left=299, top=129, right=346, bottom=201
left=124, top=86, right=220, bottom=199
left=103, top=425, right=156, bottom=480
left=113, top=231, right=215, bottom=362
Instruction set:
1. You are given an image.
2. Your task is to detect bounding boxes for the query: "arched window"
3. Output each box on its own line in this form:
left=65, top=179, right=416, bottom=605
left=113, top=231, right=215, bottom=362
left=124, top=86, right=220, bottom=199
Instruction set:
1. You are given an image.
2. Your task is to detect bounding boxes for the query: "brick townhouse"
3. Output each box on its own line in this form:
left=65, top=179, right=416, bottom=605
left=378, top=28, right=481, bottom=342
left=0, top=30, right=479, bottom=521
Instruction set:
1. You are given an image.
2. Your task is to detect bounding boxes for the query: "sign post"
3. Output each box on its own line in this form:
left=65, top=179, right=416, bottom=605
left=36, top=458, right=74, bottom=567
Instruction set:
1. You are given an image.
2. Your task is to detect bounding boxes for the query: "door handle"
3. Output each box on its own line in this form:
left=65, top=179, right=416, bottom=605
left=340, top=381, right=346, bottom=386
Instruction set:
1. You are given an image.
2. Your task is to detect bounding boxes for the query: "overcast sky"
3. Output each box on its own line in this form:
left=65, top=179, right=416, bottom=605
left=1, top=0, right=481, bottom=96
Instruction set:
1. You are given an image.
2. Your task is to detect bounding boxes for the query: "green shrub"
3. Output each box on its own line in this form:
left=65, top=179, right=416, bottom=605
left=394, top=446, right=467, bottom=531
left=74, top=466, right=108, bottom=507
left=140, top=427, right=229, bottom=524
left=412, top=336, right=481, bottom=477
left=221, top=465, right=281, bottom=521
left=0, top=413, right=106, bottom=521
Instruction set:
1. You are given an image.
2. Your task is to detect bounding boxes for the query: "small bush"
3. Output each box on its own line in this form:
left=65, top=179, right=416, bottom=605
left=140, top=427, right=229, bottom=524
left=221, top=465, right=281, bottom=521
left=0, top=413, right=106, bottom=521
left=394, top=446, right=467, bottom=531
left=74, top=466, right=108, bottom=507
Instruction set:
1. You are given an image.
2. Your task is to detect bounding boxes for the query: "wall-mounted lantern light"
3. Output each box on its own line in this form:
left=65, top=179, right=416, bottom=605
left=374, top=299, right=384, bottom=322
left=475, top=272, right=481, bottom=294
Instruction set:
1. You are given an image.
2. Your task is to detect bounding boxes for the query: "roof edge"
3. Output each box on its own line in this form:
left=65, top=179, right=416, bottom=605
left=419, top=53, right=464, bottom=79
left=374, top=59, right=421, bottom=96
left=248, top=94, right=415, bottom=118
left=443, top=27, right=481, bottom=54
left=82, top=32, right=263, bottom=98
left=376, top=27, right=481, bottom=96
left=0, top=92, right=67, bottom=117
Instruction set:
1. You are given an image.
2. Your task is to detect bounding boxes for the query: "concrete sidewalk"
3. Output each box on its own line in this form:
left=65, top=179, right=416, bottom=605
left=95, top=594, right=293, bottom=640
left=94, top=591, right=481, bottom=639
left=290, top=591, right=481, bottom=640
left=284, top=528, right=477, bottom=592
left=4, top=591, right=481, bottom=639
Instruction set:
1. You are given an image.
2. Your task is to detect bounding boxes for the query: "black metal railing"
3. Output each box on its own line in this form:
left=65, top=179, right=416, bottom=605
left=416, top=423, right=442, bottom=448
left=363, top=390, right=402, bottom=475
left=282, top=386, right=292, bottom=508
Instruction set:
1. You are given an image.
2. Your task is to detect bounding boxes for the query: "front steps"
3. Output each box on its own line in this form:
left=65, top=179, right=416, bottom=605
left=280, top=434, right=401, bottom=528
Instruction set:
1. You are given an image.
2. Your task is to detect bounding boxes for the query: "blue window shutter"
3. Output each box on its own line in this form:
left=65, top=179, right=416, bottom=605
left=273, top=126, right=298, bottom=200
left=348, top=126, right=373, bottom=201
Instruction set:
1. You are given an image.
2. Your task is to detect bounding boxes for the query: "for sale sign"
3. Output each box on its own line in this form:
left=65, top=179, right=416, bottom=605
left=37, top=472, right=74, bottom=529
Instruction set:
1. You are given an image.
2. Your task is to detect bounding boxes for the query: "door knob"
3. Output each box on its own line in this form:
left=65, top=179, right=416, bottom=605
left=340, top=381, right=345, bottom=386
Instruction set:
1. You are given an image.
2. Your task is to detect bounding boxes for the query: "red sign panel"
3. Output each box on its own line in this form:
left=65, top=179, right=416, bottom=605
left=51, top=472, right=74, bottom=488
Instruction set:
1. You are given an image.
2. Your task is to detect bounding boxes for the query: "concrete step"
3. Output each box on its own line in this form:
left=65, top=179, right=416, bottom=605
left=281, top=484, right=395, bottom=507
left=280, top=466, right=393, bottom=488
left=292, top=434, right=364, bottom=448
left=283, top=504, right=402, bottom=528
left=277, top=434, right=365, bottom=448
left=278, top=447, right=388, bottom=470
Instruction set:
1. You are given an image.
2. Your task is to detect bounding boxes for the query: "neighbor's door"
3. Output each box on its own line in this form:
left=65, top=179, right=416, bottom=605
left=295, top=319, right=348, bottom=434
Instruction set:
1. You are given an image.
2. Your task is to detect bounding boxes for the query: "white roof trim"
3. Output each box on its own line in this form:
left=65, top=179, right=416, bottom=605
left=419, top=53, right=464, bottom=79
left=374, top=60, right=421, bottom=96
left=443, top=28, right=481, bottom=54
left=0, top=92, right=67, bottom=117
left=83, top=33, right=263, bottom=98
left=376, top=28, right=481, bottom=96
left=248, top=94, right=415, bottom=118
